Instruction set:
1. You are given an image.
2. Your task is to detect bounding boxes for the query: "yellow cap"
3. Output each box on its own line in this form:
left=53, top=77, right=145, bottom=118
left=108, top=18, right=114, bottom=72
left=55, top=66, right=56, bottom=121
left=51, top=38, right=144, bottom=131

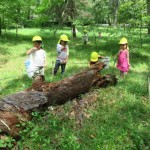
left=90, top=52, right=100, bottom=62
left=32, top=36, right=42, bottom=42
left=58, top=34, right=69, bottom=43
left=83, top=30, right=88, bottom=33
left=119, top=37, right=128, bottom=44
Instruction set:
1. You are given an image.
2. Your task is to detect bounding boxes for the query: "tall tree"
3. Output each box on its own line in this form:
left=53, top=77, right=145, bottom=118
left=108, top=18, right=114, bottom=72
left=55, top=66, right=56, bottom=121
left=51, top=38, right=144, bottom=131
left=118, top=0, right=146, bottom=28
left=0, top=0, right=34, bottom=35
left=111, top=0, right=119, bottom=26
left=92, top=0, right=120, bottom=25
left=147, top=0, right=150, bottom=34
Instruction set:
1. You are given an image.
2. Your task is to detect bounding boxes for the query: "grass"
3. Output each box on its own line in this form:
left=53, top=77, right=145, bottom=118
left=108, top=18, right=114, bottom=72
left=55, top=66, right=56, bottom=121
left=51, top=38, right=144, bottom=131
left=0, top=26, right=150, bottom=149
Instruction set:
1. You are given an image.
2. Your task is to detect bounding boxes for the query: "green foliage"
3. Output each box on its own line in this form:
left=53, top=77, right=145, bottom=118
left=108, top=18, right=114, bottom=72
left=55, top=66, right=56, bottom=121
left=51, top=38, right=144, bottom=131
left=0, top=134, right=16, bottom=149
left=118, top=0, right=146, bottom=27
left=93, top=0, right=110, bottom=24
left=16, top=111, right=80, bottom=149
left=1, top=0, right=150, bottom=36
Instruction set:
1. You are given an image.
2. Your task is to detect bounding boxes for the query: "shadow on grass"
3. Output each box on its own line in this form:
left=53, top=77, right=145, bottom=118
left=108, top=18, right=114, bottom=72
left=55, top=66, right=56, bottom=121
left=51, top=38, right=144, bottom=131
left=0, top=47, right=10, bottom=66
left=130, top=51, right=150, bottom=65
left=0, top=30, right=58, bottom=49
left=0, top=46, right=10, bottom=55
left=115, top=69, right=149, bottom=98
left=105, top=100, right=150, bottom=149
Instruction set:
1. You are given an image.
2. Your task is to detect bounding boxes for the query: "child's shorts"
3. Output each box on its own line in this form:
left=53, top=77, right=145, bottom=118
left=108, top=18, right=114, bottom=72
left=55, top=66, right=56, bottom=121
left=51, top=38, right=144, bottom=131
left=33, top=66, right=44, bottom=78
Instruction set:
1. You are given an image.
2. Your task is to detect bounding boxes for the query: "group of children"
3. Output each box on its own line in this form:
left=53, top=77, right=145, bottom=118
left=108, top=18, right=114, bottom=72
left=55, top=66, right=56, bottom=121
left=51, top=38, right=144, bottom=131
left=26, top=34, right=130, bottom=81
left=26, top=34, right=70, bottom=81
left=90, top=37, right=130, bottom=78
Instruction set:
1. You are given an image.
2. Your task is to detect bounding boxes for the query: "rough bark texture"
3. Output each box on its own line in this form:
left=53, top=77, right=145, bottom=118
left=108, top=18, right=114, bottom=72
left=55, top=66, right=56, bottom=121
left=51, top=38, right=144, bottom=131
left=0, top=62, right=117, bottom=137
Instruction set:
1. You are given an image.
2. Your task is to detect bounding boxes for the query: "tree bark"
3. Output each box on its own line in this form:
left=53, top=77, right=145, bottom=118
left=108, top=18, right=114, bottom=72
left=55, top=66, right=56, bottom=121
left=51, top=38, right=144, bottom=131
left=147, top=0, right=150, bottom=34
left=0, top=17, right=2, bottom=35
left=113, top=0, right=119, bottom=26
left=71, top=0, right=76, bottom=38
left=0, top=62, right=117, bottom=137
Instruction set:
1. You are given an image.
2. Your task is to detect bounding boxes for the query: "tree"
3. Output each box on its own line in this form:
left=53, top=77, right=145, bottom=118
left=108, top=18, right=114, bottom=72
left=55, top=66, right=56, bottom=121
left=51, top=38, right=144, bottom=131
left=92, top=0, right=120, bottom=25
left=0, top=0, right=34, bottom=36
left=118, top=0, right=146, bottom=29
left=34, top=0, right=94, bottom=37
left=111, top=0, right=119, bottom=26
left=147, top=0, right=150, bottom=34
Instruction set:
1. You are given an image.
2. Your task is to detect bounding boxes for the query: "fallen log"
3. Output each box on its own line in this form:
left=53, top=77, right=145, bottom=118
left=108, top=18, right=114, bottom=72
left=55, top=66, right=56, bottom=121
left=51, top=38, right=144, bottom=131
left=0, top=62, right=117, bottom=137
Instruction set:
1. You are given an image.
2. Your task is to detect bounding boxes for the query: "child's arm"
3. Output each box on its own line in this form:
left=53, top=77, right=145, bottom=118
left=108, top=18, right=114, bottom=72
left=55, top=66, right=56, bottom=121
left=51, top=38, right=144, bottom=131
left=99, top=56, right=106, bottom=59
left=26, top=47, right=38, bottom=55
left=57, top=44, right=65, bottom=52
left=127, top=50, right=130, bottom=65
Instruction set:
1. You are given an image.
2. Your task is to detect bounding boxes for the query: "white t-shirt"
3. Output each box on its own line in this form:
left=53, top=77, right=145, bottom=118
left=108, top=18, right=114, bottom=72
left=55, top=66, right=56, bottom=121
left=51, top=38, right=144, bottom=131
left=56, top=44, right=69, bottom=61
left=32, top=49, right=46, bottom=67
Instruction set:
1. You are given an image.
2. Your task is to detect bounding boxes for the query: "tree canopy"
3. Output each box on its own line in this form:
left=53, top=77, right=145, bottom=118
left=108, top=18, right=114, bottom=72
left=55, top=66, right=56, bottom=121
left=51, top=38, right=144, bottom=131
left=0, top=0, right=150, bottom=35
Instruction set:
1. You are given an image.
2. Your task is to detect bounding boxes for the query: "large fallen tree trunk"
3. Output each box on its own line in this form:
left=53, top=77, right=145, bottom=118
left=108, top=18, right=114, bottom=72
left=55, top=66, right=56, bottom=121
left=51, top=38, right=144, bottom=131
left=0, top=62, right=117, bottom=137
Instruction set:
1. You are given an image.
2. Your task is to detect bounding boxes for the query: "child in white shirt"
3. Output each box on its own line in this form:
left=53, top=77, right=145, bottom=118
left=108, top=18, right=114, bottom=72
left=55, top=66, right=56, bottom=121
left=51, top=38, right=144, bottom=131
left=54, top=34, right=69, bottom=75
left=26, top=36, right=46, bottom=81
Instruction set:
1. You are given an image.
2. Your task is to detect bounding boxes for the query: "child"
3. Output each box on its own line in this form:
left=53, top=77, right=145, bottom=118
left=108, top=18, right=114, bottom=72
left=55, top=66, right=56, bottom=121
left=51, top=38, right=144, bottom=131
left=98, top=32, right=102, bottom=38
left=82, top=30, right=88, bottom=45
left=90, top=51, right=106, bottom=66
left=53, top=34, right=69, bottom=75
left=116, top=37, right=130, bottom=78
left=26, top=36, right=46, bottom=81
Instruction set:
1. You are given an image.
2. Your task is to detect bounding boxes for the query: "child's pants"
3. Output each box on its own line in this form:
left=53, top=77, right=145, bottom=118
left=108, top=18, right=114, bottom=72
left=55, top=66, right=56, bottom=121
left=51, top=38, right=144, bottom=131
left=33, top=66, right=44, bottom=78
left=54, top=60, right=66, bottom=75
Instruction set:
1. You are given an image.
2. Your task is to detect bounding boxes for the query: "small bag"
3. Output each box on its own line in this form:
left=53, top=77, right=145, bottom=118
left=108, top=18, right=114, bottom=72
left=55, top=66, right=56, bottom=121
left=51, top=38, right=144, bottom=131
left=25, top=54, right=34, bottom=78
left=102, top=57, right=110, bottom=69
left=60, top=59, right=67, bottom=64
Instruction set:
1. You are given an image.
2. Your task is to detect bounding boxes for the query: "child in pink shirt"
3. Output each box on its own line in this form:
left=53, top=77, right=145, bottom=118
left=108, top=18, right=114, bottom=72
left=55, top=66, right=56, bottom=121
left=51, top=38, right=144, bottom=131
left=117, top=37, right=130, bottom=77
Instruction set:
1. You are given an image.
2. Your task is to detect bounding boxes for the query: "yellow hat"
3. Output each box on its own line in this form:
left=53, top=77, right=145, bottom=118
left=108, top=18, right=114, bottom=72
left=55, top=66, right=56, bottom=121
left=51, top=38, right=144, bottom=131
left=90, top=52, right=100, bottom=62
left=32, top=36, right=42, bottom=42
left=83, top=30, right=88, bottom=33
left=58, top=34, right=69, bottom=43
left=119, top=37, right=128, bottom=44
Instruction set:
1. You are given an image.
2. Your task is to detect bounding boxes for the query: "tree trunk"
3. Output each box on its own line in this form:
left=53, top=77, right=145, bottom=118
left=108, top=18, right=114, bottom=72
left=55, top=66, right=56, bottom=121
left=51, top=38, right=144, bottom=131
left=72, top=24, right=76, bottom=38
left=0, top=17, right=2, bottom=36
left=147, top=0, right=150, bottom=34
left=0, top=62, right=117, bottom=137
left=113, top=0, right=119, bottom=26
left=71, top=0, right=76, bottom=38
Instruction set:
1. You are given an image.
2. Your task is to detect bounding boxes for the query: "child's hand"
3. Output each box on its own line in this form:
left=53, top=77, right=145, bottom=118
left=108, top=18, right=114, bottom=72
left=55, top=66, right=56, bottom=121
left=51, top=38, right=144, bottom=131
left=62, top=47, right=66, bottom=51
left=61, top=46, right=64, bottom=51
left=26, top=47, right=38, bottom=55
left=32, top=47, right=38, bottom=52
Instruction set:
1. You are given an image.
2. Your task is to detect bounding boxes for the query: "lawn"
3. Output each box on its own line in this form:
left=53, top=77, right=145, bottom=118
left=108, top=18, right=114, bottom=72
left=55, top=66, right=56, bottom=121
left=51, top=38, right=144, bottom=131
left=0, top=27, right=150, bottom=149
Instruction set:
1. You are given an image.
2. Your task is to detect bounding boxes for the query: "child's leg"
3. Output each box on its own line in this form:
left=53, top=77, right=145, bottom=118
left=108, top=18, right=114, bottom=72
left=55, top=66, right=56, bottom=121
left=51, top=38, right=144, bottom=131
left=54, top=60, right=60, bottom=75
left=120, top=71, right=124, bottom=78
left=120, top=71, right=128, bottom=78
left=61, top=64, right=66, bottom=74
left=33, top=67, right=40, bottom=76
left=32, top=67, right=45, bottom=82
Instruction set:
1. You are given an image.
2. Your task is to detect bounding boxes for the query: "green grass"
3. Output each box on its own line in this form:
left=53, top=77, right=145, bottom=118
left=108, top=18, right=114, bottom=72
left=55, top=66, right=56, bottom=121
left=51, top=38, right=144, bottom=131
left=0, top=27, right=150, bottom=149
